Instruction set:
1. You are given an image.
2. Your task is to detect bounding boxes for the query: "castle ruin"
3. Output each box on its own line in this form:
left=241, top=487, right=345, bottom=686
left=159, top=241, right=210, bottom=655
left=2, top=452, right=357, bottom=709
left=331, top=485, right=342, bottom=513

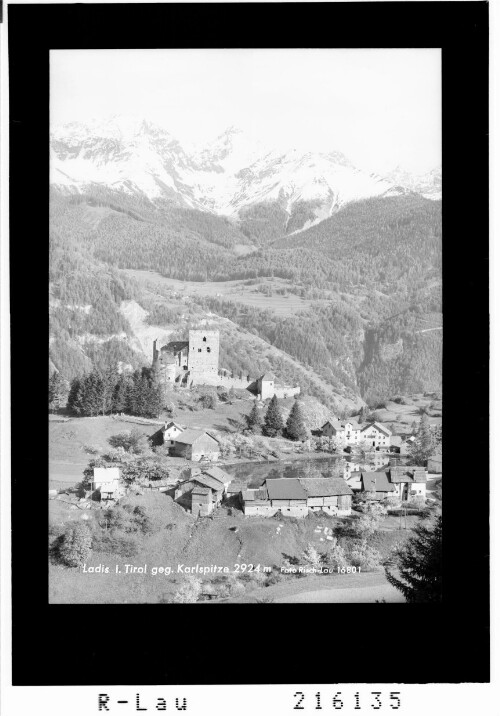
left=152, top=329, right=300, bottom=398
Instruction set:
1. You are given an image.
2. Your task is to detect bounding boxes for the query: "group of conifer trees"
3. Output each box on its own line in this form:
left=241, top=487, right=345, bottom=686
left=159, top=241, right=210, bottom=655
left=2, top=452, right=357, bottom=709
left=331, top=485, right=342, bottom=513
left=63, top=367, right=164, bottom=419
left=246, top=395, right=308, bottom=441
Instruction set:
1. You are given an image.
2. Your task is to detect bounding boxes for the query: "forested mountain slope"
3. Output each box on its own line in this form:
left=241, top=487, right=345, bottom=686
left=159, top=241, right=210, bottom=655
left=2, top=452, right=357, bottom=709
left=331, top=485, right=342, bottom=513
left=49, top=190, right=442, bottom=405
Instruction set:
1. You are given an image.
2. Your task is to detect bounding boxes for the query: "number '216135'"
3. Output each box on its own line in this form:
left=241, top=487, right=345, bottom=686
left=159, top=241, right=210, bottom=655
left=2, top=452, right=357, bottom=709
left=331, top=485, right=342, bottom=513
left=293, top=691, right=401, bottom=710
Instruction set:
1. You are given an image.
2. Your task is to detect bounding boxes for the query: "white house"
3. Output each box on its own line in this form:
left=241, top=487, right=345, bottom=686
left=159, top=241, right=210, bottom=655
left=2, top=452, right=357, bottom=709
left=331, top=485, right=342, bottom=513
left=360, top=422, right=392, bottom=448
left=389, top=466, right=427, bottom=501
left=162, top=421, right=184, bottom=447
left=91, top=467, right=121, bottom=500
left=321, top=420, right=362, bottom=446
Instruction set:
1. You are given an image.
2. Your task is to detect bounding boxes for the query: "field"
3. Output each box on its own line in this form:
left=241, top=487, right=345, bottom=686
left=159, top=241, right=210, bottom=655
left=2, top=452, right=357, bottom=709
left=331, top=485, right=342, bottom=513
left=368, top=395, right=442, bottom=434
left=49, top=492, right=416, bottom=604
left=123, top=269, right=331, bottom=317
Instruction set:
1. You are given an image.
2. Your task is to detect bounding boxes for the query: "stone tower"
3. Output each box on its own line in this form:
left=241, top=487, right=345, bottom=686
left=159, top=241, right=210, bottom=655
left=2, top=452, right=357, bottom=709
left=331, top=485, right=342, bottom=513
left=188, top=329, right=220, bottom=384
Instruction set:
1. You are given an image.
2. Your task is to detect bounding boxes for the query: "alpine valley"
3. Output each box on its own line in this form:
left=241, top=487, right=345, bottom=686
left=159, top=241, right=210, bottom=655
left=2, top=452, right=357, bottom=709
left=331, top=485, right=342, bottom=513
left=50, top=116, right=442, bottom=411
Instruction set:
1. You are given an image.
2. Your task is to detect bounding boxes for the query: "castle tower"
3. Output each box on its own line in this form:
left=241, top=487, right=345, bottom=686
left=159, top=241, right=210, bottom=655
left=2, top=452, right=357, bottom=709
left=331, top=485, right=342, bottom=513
left=188, top=330, right=220, bottom=384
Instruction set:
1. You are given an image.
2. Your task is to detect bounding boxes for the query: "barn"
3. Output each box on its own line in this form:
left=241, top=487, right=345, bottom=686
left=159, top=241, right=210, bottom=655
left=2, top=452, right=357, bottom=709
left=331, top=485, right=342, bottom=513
left=171, top=430, right=220, bottom=462
left=298, top=477, right=353, bottom=515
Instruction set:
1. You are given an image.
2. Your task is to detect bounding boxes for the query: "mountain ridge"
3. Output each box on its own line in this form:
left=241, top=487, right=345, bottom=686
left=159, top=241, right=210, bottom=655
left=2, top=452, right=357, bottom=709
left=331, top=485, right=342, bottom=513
left=51, top=117, right=441, bottom=235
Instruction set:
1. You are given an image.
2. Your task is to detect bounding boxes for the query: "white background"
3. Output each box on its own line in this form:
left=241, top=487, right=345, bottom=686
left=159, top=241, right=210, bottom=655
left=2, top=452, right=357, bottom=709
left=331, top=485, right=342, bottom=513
left=1, top=1, right=497, bottom=714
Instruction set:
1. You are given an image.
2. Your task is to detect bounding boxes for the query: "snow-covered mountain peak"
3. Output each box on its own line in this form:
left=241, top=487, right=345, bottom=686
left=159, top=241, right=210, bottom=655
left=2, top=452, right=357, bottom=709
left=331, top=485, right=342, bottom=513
left=51, top=117, right=441, bottom=222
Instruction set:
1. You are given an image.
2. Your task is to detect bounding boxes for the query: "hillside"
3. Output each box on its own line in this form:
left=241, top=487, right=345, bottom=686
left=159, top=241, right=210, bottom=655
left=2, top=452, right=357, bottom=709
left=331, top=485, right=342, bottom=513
left=49, top=161, right=441, bottom=406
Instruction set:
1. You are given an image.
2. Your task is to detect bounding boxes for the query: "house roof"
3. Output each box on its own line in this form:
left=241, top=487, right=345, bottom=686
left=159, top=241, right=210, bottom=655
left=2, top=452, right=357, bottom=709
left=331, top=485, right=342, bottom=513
left=202, top=466, right=232, bottom=484
left=192, top=486, right=211, bottom=496
left=346, top=474, right=363, bottom=490
left=260, top=372, right=275, bottom=381
left=361, top=422, right=392, bottom=436
left=174, top=430, right=218, bottom=446
left=299, top=478, right=353, bottom=497
left=390, top=466, right=427, bottom=483
left=361, top=471, right=396, bottom=493
left=205, top=430, right=222, bottom=444
left=163, top=421, right=184, bottom=432
left=242, top=490, right=256, bottom=501
left=93, top=467, right=120, bottom=483
left=322, top=420, right=345, bottom=431
left=265, top=478, right=308, bottom=501
left=226, top=482, right=247, bottom=493
left=192, top=475, right=225, bottom=492
left=161, top=340, right=189, bottom=354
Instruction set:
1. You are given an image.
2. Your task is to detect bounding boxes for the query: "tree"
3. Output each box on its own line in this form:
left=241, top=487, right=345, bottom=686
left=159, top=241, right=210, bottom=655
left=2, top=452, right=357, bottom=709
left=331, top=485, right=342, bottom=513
left=49, top=371, right=67, bottom=412
left=108, top=429, right=149, bottom=454
left=245, top=400, right=263, bottom=433
left=67, top=376, right=82, bottom=415
left=409, top=413, right=434, bottom=465
left=79, top=371, right=105, bottom=416
left=385, top=516, right=442, bottom=602
left=353, top=501, right=387, bottom=536
left=285, top=399, right=309, bottom=441
left=172, top=577, right=202, bottom=603
left=262, top=395, right=284, bottom=437
left=113, top=374, right=132, bottom=413
left=59, top=523, right=92, bottom=567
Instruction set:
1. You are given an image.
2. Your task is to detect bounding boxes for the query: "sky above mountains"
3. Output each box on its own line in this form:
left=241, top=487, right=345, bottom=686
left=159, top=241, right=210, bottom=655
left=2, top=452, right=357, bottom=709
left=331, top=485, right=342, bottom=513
left=51, top=48, right=441, bottom=175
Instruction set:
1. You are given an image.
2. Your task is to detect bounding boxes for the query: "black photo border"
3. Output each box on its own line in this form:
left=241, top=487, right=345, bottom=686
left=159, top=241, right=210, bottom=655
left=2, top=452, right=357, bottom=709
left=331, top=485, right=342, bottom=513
left=9, top=1, right=489, bottom=686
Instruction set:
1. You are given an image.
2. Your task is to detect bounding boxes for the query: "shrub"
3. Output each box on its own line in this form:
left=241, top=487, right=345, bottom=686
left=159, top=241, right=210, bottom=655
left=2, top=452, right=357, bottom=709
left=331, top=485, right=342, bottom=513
left=172, top=577, right=202, bottom=603
left=93, top=532, right=139, bottom=558
left=59, top=523, right=92, bottom=567
left=108, top=429, right=150, bottom=454
left=349, top=539, right=382, bottom=571
left=197, top=389, right=218, bottom=409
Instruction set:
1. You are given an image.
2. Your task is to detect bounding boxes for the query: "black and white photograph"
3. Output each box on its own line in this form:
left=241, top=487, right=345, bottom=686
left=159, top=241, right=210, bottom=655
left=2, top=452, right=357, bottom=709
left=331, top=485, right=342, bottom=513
left=48, top=47, right=444, bottom=605
left=5, top=0, right=491, bottom=699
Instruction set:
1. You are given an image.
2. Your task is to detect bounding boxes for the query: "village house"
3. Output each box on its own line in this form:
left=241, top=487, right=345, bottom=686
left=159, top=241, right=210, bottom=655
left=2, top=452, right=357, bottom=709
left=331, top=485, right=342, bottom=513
left=174, top=465, right=233, bottom=516
left=360, top=471, right=397, bottom=501
left=161, top=421, right=184, bottom=447
left=389, top=466, right=427, bottom=500
left=91, top=466, right=121, bottom=500
left=359, top=422, right=392, bottom=449
left=241, top=477, right=353, bottom=518
left=321, top=419, right=374, bottom=447
left=170, top=429, right=220, bottom=462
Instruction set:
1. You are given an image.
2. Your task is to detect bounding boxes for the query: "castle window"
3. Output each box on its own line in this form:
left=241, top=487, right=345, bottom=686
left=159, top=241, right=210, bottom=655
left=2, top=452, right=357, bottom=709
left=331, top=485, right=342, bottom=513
left=203, top=336, right=207, bottom=342
left=207, top=347, right=211, bottom=352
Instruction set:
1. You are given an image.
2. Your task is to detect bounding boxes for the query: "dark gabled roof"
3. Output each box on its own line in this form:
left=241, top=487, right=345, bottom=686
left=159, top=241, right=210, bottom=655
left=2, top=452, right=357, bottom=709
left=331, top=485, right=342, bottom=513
left=226, top=482, right=247, bottom=493
left=299, top=477, right=353, bottom=497
left=161, top=340, right=189, bottom=354
left=260, top=372, right=275, bottom=381
left=192, top=475, right=225, bottom=492
left=361, top=422, right=392, bottom=436
left=322, top=420, right=344, bottom=431
left=163, top=421, right=184, bottom=432
left=192, top=486, right=211, bottom=496
left=265, top=478, right=307, bottom=501
left=390, top=466, right=427, bottom=483
left=174, top=430, right=218, bottom=446
left=361, top=471, right=396, bottom=493
left=203, top=466, right=232, bottom=484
